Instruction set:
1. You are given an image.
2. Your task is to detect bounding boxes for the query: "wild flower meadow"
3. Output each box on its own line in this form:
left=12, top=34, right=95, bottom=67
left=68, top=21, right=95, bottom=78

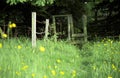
left=0, top=38, right=80, bottom=78
left=0, top=38, right=120, bottom=78
left=80, top=39, right=120, bottom=78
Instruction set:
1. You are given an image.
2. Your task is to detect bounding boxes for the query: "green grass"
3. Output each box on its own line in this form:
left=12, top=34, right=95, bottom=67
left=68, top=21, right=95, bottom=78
left=0, top=38, right=81, bottom=78
left=0, top=38, right=120, bottom=78
left=80, top=39, right=120, bottom=78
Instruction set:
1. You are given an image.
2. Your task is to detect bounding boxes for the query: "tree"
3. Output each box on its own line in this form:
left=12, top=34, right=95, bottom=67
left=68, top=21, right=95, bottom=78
left=6, top=0, right=54, bottom=6
left=88, top=0, right=120, bottom=37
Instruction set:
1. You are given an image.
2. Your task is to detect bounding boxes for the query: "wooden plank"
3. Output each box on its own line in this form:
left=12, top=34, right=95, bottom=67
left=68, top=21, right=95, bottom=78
left=32, top=12, right=36, bottom=47
left=72, top=33, right=84, bottom=38
left=44, top=19, right=49, bottom=40
left=70, top=15, right=74, bottom=37
left=53, top=14, right=71, bottom=17
left=70, top=40, right=84, bottom=44
left=82, top=14, right=87, bottom=42
left=52, top=16, right=57, bottom=41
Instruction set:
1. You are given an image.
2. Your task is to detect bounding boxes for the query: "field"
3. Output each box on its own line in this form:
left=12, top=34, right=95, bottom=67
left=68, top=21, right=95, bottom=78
left=0, top=38, right=120, bottom=78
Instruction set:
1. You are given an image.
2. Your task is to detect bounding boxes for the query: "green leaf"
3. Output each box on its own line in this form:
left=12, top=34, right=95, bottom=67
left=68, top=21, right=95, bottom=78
left=6, top=0, right=54, bottom=6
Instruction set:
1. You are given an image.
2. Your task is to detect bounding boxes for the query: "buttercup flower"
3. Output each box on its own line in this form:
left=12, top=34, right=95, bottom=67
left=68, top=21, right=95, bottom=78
left=16, top=71, right=21, bottom=76
left=0, top=43, right=2, bottom=48
left=60, top=71, right=65, bottom=75
left=9, top=23, right=16, bottom=28
left=54, top=66, right=57, bottom=69
left=2, top=33, right=7, bottom=38
left=72, top=70, right=76, bottom=77
left=9, top=24, right=13, bottom=28
left=32, top=73, right=35, bottom=77
left=21, top=65, right=28, bottom=71
left=18, top=45, right=22, bottom=49
left=108, top=76, right=112, bottom=78
left=39, top=46, right=45, bottom=52
left=112, top=64, right=117, bottom=70
left=56, top=59, right=61, bottom=63
left=12, top=23, right=16, bottom=28
left=43, top=75, right=47, bottom=78
left=51, top=70, right=56, bottom=76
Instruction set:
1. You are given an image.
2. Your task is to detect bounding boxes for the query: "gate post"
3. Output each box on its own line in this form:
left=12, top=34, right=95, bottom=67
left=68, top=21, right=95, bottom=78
left=44, top=19, right=49, bottom=40
left=82, top=14, right=87, bottom=42
left=32, top=12, right=36, bottom=47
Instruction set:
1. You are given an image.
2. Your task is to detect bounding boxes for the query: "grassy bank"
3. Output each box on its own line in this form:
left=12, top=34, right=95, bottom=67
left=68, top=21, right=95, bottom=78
left=80, top=39, right=120, bottom=78
left=0, top=38, right=120, bottom=78
left=0, top=38, right=80, bottom=78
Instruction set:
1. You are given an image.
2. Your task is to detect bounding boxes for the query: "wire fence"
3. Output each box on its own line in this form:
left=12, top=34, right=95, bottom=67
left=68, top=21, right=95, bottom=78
left=0, top=22, right=47, bottom=39
left=1, top=20, right=120, bottom=41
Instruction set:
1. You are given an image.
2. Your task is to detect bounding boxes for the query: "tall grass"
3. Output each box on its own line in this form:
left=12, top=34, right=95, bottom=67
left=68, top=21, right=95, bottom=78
left=80, top=39, right=120, bottom=78
left=0, top=38, right=81, bottom=78
left=0, top=38, right=120, bottom=78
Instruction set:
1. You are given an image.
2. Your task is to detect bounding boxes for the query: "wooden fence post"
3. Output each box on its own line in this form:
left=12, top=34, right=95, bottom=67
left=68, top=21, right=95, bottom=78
left=70, top=15, right=74, bottom=39
left=32, top=12, right=36, bottom=47
left=52, top=16, right=57, bottom=41
left=82, top=14, right=87, bottom=42
left=68, top=15, right=71, bottom=40
left=44, top=19, right=49, bottom=40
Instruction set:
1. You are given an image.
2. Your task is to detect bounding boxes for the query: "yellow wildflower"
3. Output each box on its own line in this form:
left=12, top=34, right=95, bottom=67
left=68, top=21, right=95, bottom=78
left=12, top=23, right=16, bottom=28
left=21, top=65, right=28, bottom=71
left=9, top=24, right=13, bottom=28
left=0, top=43, right=2, bottom=48
left=43, top=75, right=47, bottom=78
left=18, top=45, right=22, bottom=49
left=72, top=70, right=76, bottom=74
left=60, top=71, right=65, bottom=75
left=51, top=70, right=56, bottom=76
left=16, top=71, right=21, bottom=76
left=72, top=73, right=76, bottom=77
left=48, top=65, right=51, bottom=69
left=39, top=46, right=45, bottom=52
left=54, top=65, right=57, bottom=69
left=32, top=73, right=35, bottom=77
left=9, top=23, right=16, bottom=28
left=112, top=64, right=117, bottom=70
left=2, top=33, right=7, bottom=38
left=56, top=59, right=61, bottom=63
left=72, top=70, right=76, bottom=77
left=108, top=76, right=112, bottom=78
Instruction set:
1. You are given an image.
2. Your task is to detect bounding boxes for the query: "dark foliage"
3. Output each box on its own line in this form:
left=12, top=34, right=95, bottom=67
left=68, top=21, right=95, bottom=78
left=88, top=0, right=120, bottom=38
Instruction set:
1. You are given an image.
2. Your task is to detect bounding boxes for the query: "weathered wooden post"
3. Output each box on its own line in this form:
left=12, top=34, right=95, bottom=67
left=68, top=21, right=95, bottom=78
left=82, top=14, right=87, bottom=42
left=32, top=12, right=36, bottom=47
left=69, top=15, right=74, bottom=39
left=68, top=15, right=71, bottom=40
left=52, top=16, right=57, bottom=41
left=44, top=19, right=49, bottom=40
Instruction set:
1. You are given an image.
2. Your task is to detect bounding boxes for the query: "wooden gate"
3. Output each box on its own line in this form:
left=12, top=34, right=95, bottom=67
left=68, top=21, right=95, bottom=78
left=52, top=14, right=74, bottom=40
left=52, top=14, right=87, bottom=44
